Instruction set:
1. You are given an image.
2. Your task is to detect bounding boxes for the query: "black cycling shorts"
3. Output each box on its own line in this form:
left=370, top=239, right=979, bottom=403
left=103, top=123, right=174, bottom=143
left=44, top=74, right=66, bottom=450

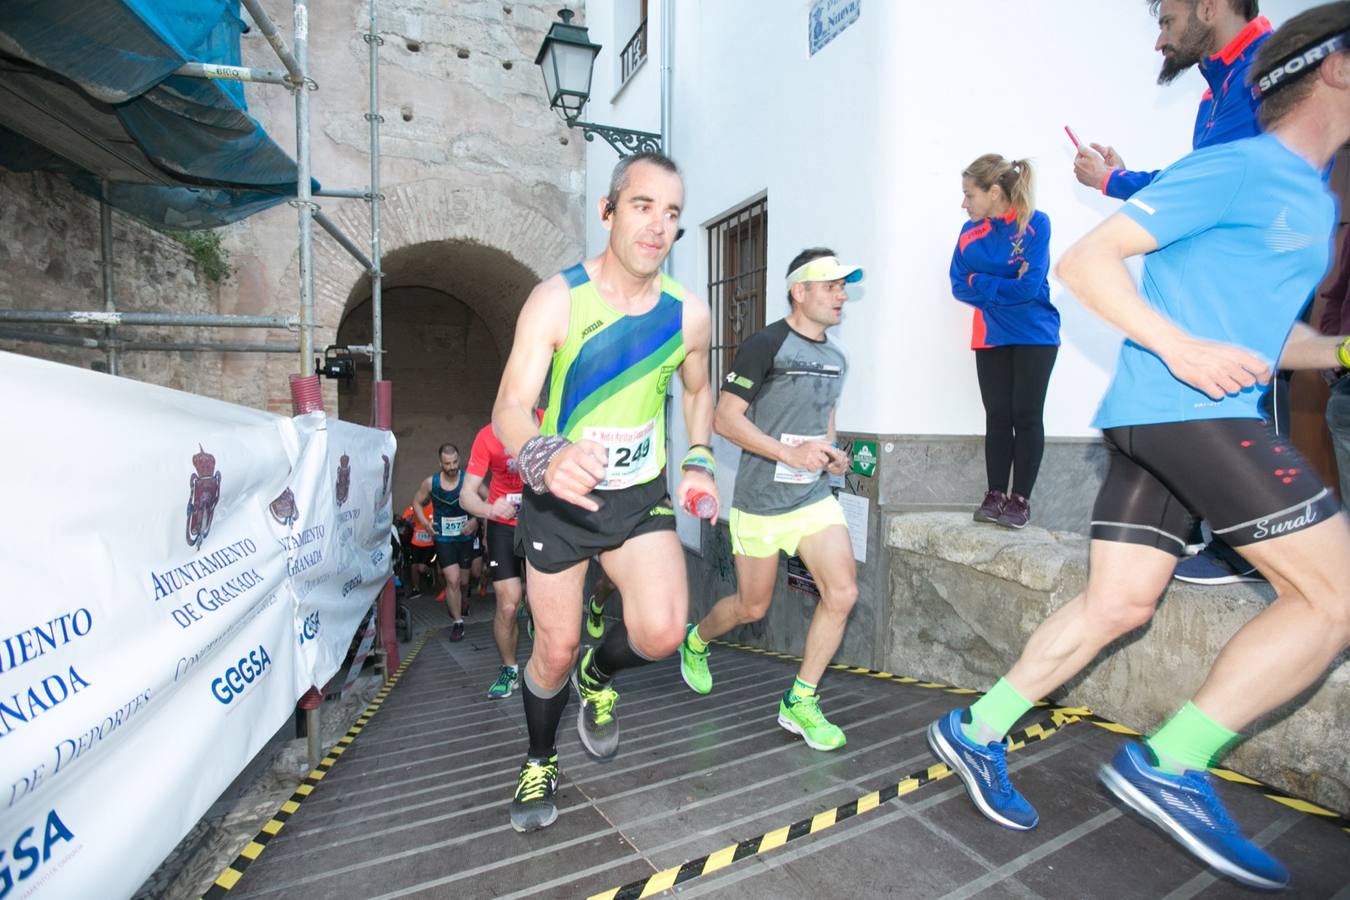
left=434, top=539, right=476, bottom=569
left=486, top=520, right=524, bottom=582
left=1091, top=418, right=1341, bottom=556
left=514, top=474, right=676, bottom=574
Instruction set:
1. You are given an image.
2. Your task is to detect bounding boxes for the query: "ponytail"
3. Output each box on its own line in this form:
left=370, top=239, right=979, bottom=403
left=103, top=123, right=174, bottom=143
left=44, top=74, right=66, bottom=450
left=1006, top=160, right=1035, bottom=235
left=963, top=153, right=1036, bottom=235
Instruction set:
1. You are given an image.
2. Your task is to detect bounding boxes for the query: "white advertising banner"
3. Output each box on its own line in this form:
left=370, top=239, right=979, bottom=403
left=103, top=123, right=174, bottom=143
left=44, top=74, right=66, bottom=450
left=0, top=352, right=394, bottom=899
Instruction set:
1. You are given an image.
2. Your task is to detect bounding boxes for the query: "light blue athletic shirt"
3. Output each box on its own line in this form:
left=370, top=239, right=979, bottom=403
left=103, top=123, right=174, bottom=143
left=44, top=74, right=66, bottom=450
left=1093, top=133, right=1335, bottom=430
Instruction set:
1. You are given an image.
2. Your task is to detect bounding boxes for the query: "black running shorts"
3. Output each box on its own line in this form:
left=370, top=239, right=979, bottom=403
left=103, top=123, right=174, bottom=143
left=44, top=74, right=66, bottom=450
left=1091, top=418, right=1341, bottom=556
left=434, top=539, right=476, bottom=569
left=515, top=473, right=676, bottom=574
left=486, top=520, right=524, bottom=582
left=410, top=544, right=435, bottom=566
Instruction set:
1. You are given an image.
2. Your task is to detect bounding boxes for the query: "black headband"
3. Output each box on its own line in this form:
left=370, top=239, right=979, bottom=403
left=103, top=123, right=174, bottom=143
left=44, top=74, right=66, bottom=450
left=1251, top=30, right=1350, bottom=100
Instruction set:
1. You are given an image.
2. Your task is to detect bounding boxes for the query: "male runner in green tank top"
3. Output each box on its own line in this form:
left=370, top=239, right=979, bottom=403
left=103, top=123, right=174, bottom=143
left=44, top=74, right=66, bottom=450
left=493, top=151, right=719, bottom=832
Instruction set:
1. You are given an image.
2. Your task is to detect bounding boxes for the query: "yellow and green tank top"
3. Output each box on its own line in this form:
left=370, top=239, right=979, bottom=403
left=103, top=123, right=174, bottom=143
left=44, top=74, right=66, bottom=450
left=541, top=263, right=687, bottom=490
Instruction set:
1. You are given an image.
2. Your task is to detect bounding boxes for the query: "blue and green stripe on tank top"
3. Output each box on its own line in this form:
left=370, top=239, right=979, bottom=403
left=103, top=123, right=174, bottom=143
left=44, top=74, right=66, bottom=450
left=551, top=266, right=684, bottom=438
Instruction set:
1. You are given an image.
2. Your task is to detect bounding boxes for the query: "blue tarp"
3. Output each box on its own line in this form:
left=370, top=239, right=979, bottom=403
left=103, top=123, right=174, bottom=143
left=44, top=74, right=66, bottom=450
left=0, top=0, right=308, bottom=228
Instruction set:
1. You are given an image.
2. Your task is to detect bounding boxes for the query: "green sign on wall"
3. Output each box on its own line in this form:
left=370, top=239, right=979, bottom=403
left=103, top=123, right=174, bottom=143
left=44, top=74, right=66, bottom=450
left=851, top=440, right=878, bottom=477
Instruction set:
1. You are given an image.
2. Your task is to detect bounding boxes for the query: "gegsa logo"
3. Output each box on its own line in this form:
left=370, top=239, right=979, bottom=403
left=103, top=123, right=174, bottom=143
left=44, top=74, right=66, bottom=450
left=298, top=611, right=321, bottom=646
left=0, top=809, right=74, bottom=898
left=210, top=645, right=272, bottom=705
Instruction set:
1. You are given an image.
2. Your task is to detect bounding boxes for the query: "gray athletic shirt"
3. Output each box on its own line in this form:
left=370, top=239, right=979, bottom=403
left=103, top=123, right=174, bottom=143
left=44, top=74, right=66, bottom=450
left=721, top=319, right=846, bottom=515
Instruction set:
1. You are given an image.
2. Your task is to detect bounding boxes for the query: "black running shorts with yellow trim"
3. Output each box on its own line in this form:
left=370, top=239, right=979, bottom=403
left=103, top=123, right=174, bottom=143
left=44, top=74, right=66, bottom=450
left=486, top=520, right=524, bottom=582
left=514, top=472, right=675, bottom=574
left=1091, top=418, right=1342, bottom=556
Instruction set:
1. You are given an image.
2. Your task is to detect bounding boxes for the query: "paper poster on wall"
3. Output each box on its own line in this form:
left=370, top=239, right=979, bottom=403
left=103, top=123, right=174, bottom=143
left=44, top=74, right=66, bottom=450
left=837, top=492, right=869, bottom=563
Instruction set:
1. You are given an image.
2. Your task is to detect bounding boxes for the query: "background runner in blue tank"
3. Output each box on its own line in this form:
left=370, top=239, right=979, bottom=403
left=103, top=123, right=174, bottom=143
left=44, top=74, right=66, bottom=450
left=682, top=248, right=861, bottom=752
left=412, top=443, right=477, bottom=642
left=930, top=9, right=1350, bottom=887
left=491, top=152, right=719, bottom=828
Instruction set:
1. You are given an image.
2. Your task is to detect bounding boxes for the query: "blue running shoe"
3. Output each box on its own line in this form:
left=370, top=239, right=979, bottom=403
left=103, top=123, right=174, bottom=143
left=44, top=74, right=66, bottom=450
left=1099, top=742, right=1288, bottom=890
left=927, top=708, right=1039, bottom=830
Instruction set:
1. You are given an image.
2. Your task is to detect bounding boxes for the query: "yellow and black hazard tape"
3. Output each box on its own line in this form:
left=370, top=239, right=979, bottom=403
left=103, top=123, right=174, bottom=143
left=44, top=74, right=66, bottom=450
left=587, top=708, right=1080, bottom=900
left=1047, top=705, right=1350, bottom=836
left=719, top=641, right=1350, bottom=837
left=201, top=628, right=440, bottom=898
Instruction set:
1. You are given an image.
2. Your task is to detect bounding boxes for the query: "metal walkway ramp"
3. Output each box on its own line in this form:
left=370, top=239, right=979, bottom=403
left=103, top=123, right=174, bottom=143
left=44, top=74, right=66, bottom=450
left=207, top=600, right=1350, bottom=899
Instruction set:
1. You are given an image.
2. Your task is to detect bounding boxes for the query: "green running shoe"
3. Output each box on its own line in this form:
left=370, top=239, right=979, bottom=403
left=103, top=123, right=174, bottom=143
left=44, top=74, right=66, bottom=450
left=679, top=624, right=712, bottom=695
left=510, top=754, right=559, bottom=832
left=571, top=647, right=620, bottom=761
left=584, top=594, right=606, bottom=640
left=777, top=692, right=846, bottom=751
left=487, top=666, right=518, bottom=699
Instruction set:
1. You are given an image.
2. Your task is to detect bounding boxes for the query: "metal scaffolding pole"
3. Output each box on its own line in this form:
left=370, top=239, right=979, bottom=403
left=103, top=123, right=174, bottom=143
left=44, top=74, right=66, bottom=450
left=367, top=0, right=383, bottom=383
left=0, top=310, right=296, bottom=328
left=366, top=0, right=384, bottom=382
left=314, top=188, right=372, bottom=199
left=313, top=209, right=374, bottom=271
left=293, top=0, right=316, bottom=378
left=176, top=62, right=291, bottom=86
left=0, top=328, right=301, bottom=354
left=99, top=190, right=118, bottom=375
left=238, top=0, right=305, bottom=82
left=0, top=327, right=100, bottom=349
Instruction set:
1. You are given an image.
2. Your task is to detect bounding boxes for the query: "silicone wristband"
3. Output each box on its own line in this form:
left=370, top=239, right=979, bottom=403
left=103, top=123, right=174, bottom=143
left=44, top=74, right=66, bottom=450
left=1338, top=336, right=1350, bottom=370
left=681, top=446, right=716, bottom=477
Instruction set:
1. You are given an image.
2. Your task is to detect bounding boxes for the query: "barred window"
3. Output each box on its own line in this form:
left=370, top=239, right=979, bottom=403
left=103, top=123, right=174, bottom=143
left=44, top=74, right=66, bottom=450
left=707, top=198, right=768, bottom=388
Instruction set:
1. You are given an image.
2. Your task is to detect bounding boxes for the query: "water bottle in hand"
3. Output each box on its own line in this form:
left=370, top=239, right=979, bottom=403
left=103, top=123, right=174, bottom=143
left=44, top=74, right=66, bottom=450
left=684, top=489, right=718, bottom=521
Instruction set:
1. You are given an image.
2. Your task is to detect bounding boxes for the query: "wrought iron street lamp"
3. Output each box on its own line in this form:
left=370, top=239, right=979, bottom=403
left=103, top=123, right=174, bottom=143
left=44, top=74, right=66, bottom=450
left=535, top=9, right=662, bottom=157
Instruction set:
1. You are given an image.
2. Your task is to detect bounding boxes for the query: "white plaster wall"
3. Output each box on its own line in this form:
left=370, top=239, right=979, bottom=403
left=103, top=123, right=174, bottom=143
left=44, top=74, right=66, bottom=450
left=583, top=0, right=1321, bottom=438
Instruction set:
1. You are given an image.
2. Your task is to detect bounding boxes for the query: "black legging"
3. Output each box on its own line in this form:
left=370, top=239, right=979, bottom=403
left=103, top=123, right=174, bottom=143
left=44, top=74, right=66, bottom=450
left=975, top=344, right=1058, bottom=498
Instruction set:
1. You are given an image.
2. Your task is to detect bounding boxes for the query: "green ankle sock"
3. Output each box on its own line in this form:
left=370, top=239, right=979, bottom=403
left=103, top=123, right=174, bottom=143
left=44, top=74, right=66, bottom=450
left=685, top=624, right=709, bottom=653
left=787, top=677, right=816, bottom=705
left=964, top=678, right=1033, bottom=745
left=1145, top=702, right=1239, bottom=775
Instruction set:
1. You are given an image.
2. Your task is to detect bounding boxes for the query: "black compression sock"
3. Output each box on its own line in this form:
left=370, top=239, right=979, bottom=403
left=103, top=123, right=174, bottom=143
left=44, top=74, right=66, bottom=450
left=521, top=665, right=569, bottom=759
left=589, top=621, right=657, bottom=682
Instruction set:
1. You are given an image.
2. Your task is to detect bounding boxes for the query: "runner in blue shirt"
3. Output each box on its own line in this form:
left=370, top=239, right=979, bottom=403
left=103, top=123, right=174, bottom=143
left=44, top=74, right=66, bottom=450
left=929, top=5, right=1350, bottom=889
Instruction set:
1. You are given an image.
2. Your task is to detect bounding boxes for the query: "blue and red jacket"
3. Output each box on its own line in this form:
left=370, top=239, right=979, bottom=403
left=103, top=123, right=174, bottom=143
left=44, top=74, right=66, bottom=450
left=1102, top=16, right=1271, bottom=199
left=949, top=209, right=1060, bottom=349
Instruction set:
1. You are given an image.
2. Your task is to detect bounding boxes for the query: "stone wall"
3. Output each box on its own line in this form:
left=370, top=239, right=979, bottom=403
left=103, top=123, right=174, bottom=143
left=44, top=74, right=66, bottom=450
left=0, top=170, right=227, bottom=395
left=885, top=512, right=1350, bottom=813
left=1, top=1, right=585, bottom=420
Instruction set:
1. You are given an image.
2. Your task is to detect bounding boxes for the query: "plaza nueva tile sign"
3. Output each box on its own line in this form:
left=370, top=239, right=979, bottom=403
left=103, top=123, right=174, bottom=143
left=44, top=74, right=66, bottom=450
left=809, top=0, right=860, bottom=56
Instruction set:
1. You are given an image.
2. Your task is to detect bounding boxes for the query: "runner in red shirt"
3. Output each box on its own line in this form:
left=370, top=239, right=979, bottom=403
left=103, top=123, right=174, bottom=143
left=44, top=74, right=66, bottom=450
left=462, top=422, right=529, bottom=699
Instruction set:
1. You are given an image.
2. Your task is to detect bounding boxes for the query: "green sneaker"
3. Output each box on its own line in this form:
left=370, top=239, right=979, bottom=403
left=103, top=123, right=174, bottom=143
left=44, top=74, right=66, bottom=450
left=584, top=595, right=606, bottom=640
left=510, top=754, right=559, bottom=832
left=777, top=692, right=846, bottom=751
left=571, top=647, right=620, bottom=760
left=487, top=666, right=518, bottom=699
left=679, top=624, right=712, bottom=695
